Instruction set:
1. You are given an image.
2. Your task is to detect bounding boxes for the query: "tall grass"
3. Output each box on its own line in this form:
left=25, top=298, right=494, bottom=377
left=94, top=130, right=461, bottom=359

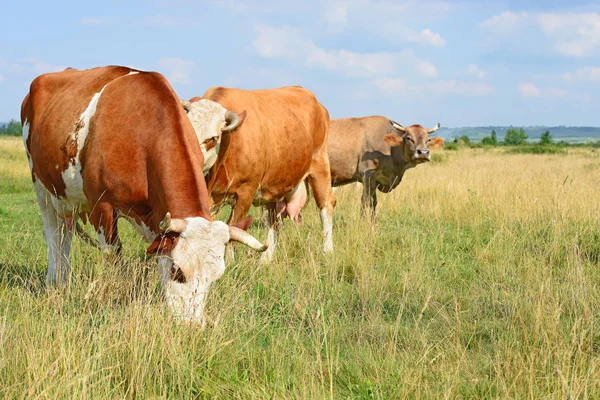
left=1, top=136, right=599, bottom=398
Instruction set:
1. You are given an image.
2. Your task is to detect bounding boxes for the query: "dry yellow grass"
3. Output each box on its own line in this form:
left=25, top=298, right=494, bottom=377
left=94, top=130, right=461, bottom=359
left=1, top=136, right=599, bottom=398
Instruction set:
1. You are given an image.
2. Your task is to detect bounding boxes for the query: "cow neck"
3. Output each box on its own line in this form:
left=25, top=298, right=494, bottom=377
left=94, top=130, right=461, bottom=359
left=390, top=145, right=414, bottom=175
left=147, top=133, right=213, bottom=230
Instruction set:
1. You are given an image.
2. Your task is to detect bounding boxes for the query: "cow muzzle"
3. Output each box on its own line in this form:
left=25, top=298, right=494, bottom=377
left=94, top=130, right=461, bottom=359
left=413, top=148, right=431, bottom=162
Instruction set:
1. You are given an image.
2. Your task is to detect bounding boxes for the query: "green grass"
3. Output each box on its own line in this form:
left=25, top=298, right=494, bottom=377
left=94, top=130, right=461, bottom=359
left=1, top=136, right=600, bottom=398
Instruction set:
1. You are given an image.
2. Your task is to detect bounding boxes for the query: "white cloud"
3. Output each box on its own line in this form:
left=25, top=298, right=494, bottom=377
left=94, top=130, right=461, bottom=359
left=424, top=80, right=492, bottom=96
left=479, top=11, right=528, bottom=32
left=416, top=61, right=438, bottom=77
left=254, top=25, right=437, bottom=78
left=480, top=11, right=600, bottom=57
left=467, top=64, right=487, bottom=80
left=0, top=75, right=4, bottom=84
left=547, top=87, right=567, bottom=97
left=414, top=28, right=446, bottom=47
left=375, top=78, right=492, bottom=97
left=10, top=58, right=66, bottom=75
left=518, top=83, right=541, bottom=97
left=537, top=12, right=600, bottom=57
left=563, top=66, right=600, bottom=82
left=324, top=3, right=347, bottom=33
left=157, top=57, right=195, bottom=84
left=373, top=78, right=408, bottom=96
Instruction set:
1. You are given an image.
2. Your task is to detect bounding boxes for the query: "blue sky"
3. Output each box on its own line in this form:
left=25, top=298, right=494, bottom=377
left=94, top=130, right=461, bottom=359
left=1, top=0, right=599, bottom=127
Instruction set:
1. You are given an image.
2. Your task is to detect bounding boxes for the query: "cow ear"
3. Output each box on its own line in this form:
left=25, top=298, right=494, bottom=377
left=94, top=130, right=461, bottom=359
left=232, top=215, right=253, bottom=231
left=146, top=233, right=179, bottom=256
left=238, top=110, right=247, bottom=126
left=428, top=136, right=445, bottom=149
left=384, top=134, right=403, bottom=147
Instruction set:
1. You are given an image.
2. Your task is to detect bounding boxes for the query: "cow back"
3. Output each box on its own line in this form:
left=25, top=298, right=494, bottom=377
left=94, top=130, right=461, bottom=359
left=203, top=86, right=330, bottom=201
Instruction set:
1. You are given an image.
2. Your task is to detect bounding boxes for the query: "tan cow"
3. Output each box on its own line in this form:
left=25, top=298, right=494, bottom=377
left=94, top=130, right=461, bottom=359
left=21, top=66, right=265, bottom=325
left=186, top=86, right=336, bottom=262
left=281, top=117, right=444, bottom=218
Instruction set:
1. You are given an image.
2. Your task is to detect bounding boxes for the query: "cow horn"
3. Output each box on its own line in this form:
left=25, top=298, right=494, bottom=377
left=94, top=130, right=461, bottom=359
left=427, top=123, right=441, bottom=133
left=221, top=111, right=241, bottom=132
left=159, top=212, right=187, bottom=233
left=228, top=226, right=268, bottom=252
left=390, top=120, right=407, bottom=132
left=181, top=100, right=191, bottom=114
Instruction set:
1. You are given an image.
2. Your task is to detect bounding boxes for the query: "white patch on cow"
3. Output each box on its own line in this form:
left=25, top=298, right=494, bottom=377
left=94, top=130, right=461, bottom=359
left=33, top=177, right=73, bottom=286
left=22, top=119, right=30, bottom=148
left=97, top=225, right=120, bottom=263
left=158, top=217, right=230, bottom=325
left=320, top=208, right=334, bottom=253
left=185, top=99, right=228, bottom=174
left=60, top=84, right=108, bottom=208
left=126, top=71, right=139, bottom=76
left=22, top=120, right=33, bottom=171
left=98, top=226, right=107, bottom=250
left=121, top=215, right=155, bottom=243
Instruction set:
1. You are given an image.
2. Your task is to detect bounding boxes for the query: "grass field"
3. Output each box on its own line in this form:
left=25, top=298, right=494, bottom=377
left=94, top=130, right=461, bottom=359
left=1, top=135, right=600, bottom=398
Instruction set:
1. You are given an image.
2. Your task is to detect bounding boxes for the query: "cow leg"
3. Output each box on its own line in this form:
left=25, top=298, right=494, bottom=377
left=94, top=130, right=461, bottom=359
left=226, top=188, right=256, bottom=260
left=361, top=173, right=378, bottom=220
left=260, top=202, right=285, bottom=263
left=89, top=204, right=122, bottom=264
left=33, top=181, right=73, bottom=287
left=307, top=160, right=336, bottom=254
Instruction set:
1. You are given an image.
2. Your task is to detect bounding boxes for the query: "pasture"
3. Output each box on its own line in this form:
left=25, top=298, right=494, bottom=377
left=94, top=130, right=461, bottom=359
left=1, top=135, right=599, bottom=398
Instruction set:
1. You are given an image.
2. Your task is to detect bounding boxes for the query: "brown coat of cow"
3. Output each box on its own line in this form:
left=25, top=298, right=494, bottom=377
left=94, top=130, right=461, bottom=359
left=21, top=66, right=264, bottom=324
left=327, top=116, right=444, bottom=216
left=195, top=86, right=336, bottom=261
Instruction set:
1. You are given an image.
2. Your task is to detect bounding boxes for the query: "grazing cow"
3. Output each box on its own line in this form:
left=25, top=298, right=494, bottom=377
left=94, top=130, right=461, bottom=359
left=181, top=99, right=246, bottom=175
left=282, top=117, right=444, bottom=218
left=21, top=66, right=265, bottom=325
left=187, top=86, right=336, bottom=262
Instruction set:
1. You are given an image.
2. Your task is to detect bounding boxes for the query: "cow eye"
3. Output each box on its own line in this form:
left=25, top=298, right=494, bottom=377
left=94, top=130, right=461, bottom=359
left=405, top=136, right=413, bottom=142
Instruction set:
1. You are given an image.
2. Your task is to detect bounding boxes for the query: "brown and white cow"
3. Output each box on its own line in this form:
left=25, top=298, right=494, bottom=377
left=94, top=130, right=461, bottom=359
left=282, top=117, right=444, bottom=218
left=21, top=66, right=265, bottom=325
left=186, top=86, right=336, bottom=262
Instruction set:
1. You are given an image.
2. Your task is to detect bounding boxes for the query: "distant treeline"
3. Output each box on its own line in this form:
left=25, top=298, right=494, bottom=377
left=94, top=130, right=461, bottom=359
left=438, top=125, right=600, bottom=143
left=0, top=120, right=22, bottom=136
left=445, top=128, right=596, bottom=154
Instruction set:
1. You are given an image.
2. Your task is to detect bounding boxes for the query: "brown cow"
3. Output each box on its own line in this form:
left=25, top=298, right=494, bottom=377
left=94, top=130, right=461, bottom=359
left=188, top=86, right=336, bottom=262
left=21, top=66, right=265, bottom=325
left=282, top=117, right=444, bottom=218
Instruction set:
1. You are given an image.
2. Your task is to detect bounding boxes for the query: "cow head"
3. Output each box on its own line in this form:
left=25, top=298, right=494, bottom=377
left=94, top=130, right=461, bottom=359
left=182, top=98, right=247, bottom=175
left=384, top=121, right=444, bottom=164
left=146, top=213, right=266, bottom=327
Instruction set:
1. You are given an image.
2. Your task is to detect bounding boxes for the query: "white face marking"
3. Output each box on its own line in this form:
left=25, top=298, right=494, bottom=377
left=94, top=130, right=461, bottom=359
left=60, top=84, right=109, bottom=207
left=159, top=217, right=231, bottom=325
left=185, top=99, right=228, bottom=175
